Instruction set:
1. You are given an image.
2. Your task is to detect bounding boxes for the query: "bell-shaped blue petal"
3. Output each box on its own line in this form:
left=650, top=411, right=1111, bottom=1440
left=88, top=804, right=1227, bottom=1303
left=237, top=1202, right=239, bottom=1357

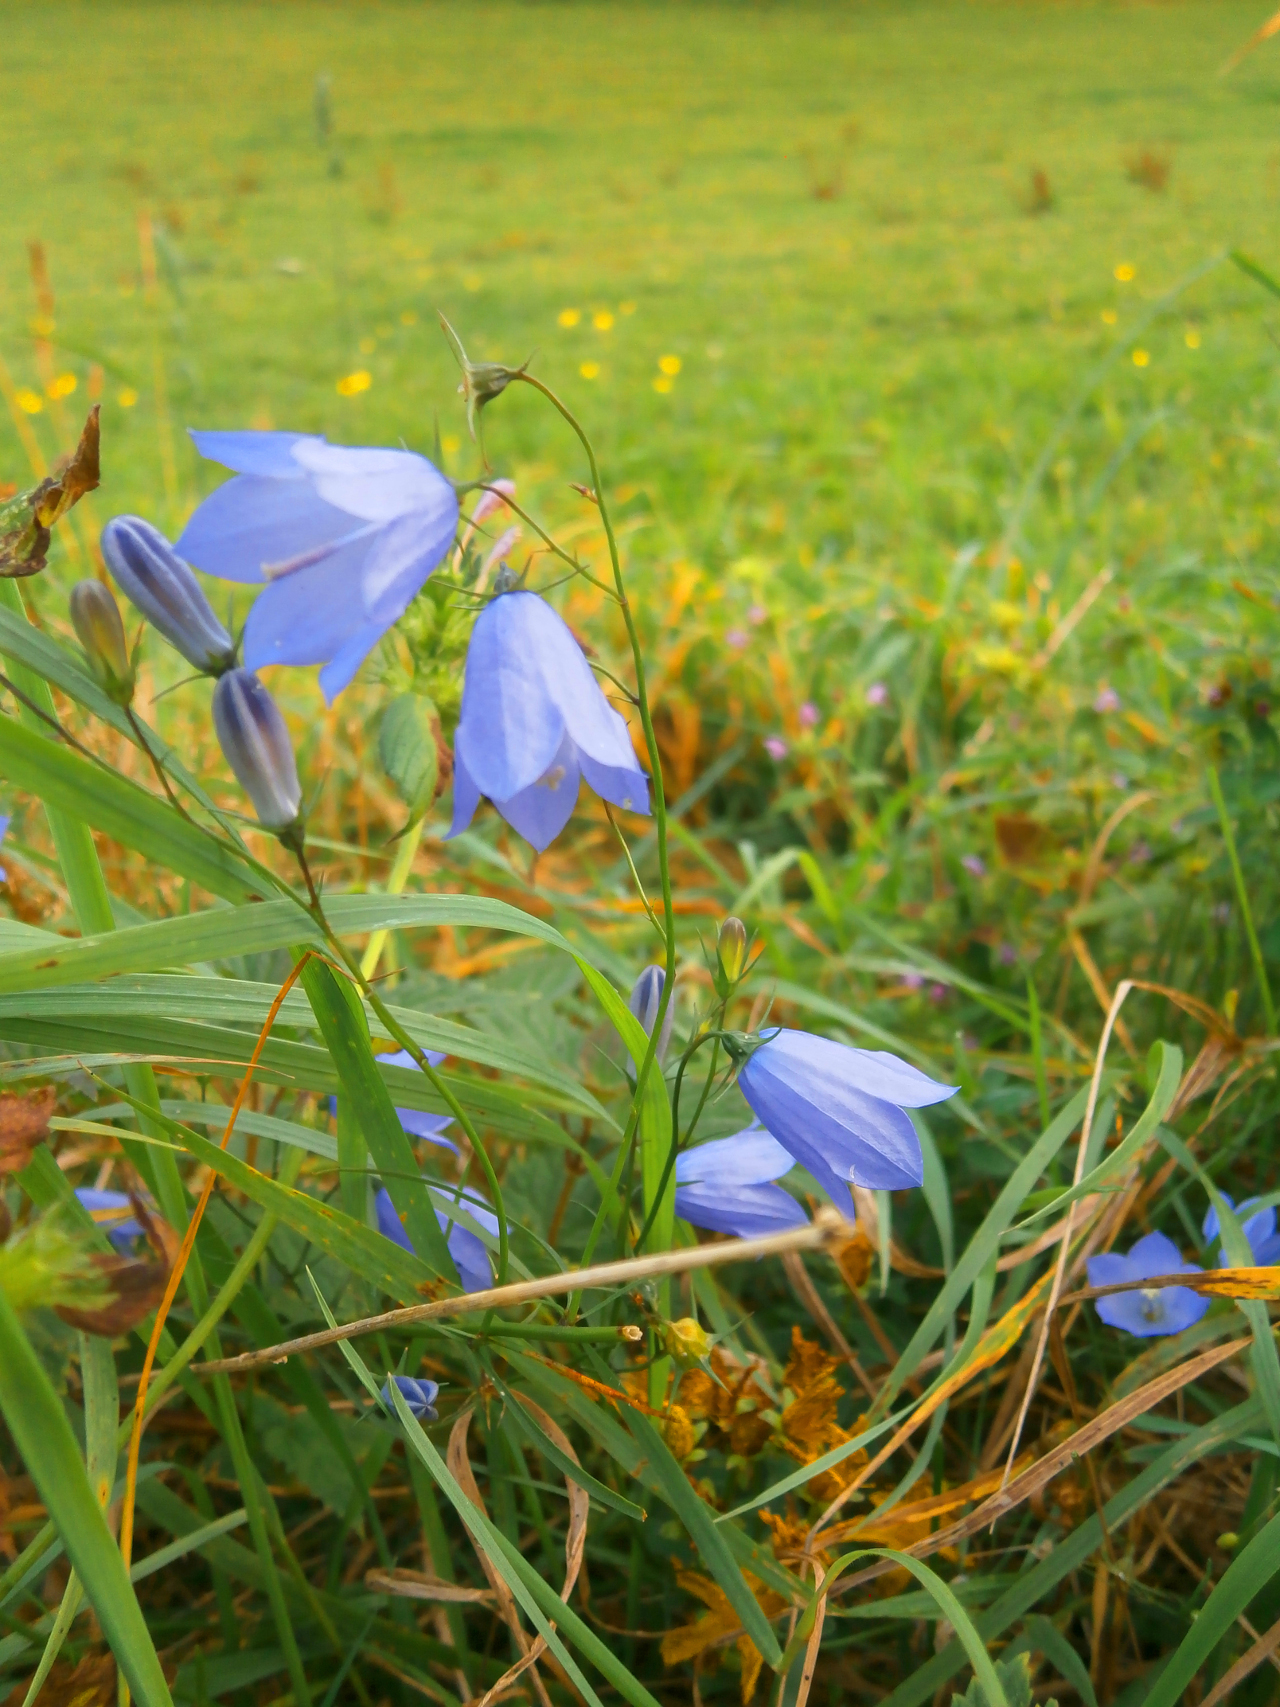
left=674, top=1124, right=806, bottom=1238
left=1203, top=1193, right=1279, bottom=1265
left=381, top=1373, right=439, bottom=1422
left=449, top=591, right=649, bottom=851
left=379, top=1048, right=456, bottom=1148
left=75, top=1187, right=146, bottom=1251
left=101, top=516, right=237, bottom=674
left=737, top=1029, right=957, bottom=1211
left=1087, top=1231, right=1209, bottom=1339
left=180, top=431, right=459, bottom=703
left=374, top=1185, right=498, bottom=1295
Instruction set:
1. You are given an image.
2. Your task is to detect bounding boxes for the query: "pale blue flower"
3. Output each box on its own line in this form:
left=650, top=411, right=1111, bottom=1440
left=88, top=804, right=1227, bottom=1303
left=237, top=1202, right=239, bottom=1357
left=628, top=966, right=674, bottom=1064
left=381, top=1373, right=439, bottom=1422
left=75, top=1187, right=146, bottom=1251
left=177, top=431, right=458, bottom=702
left=448, top=590, right=649, bottom=851
left=1203, top=1194, right=1280, bottom=1267
left=1087, top=1231, right=1209, bottom=1338
left=212, top=669, right=302, bottom=830
left=675, top=1126, right=806, bottom=1238
left=736, top=1030, right=956, bottom=1214
left=375, top=1184, right=496, bottom=1294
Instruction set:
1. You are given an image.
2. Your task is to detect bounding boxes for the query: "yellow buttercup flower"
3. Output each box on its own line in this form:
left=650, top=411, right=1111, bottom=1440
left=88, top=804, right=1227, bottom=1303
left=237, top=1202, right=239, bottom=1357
left=1186, top=328, right=1201, bottom=350
left=653, top=375, right=673, bottom=394
left=1101, top=309, right=1117, bottom=326
left=579, top=360, right=600, bottom=380
left=593, top=309, right=614, bottom=331
left=658, top=353, right=682, bottom=376
left=1114, top=262, right=1136, bottom=282
left=1132, top=348, right=1150, bottom=368
left=558, top=308, right=581, bottom=328
left=118, top=387, right=138, bottom=408
left=46, top=372, right=77, bottom=400
left=336, top=370, right=372, bottom=397
left=14, top=389, right=42, bottom=414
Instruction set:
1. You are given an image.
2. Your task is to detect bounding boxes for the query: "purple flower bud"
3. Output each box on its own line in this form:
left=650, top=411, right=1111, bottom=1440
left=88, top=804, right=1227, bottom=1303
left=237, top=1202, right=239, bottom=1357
left=960, top=853, right=986, bottom=878
left=747, top=605, right=767, bottom=625
left=69, top=580, right=135, bottom=705
left=764, top=736, right=788, bottom=761
left=865, top=682, right=889, bottom=707
left=101, top=515, right=237, bottom=674
left=1093, top=687, right=1120, bottom=713
left=799, top=701, right=819, bottom=728
left=726, top=628, right=748, bottom=650
left=212, top=668, right=302, bottom=831
left=629, top=964, right=674, bottom=1063
left=381, top=1373, right=439, bottom=1421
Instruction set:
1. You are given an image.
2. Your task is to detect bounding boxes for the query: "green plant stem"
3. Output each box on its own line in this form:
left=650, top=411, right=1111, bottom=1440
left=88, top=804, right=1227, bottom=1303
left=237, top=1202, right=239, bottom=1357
left=635, top=1029, right=722, bottom=1252
left=1208, top=763, right=1276, bottom=1034
left=514, top=372, right=678, bottom=1256
left=359, top=814, right=424, bottom=981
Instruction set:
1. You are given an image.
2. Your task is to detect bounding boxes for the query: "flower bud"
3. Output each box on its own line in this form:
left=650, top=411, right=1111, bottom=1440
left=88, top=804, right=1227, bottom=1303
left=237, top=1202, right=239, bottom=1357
left=70, top=580, right=135, bottom=705
left=629, top=964, right=674, bottom=1064
left=381, top=1373, right=439, bottom=1421
left=661, top=1315, right=711, bottom=1370
left=716, top=916, right=749, bottom=991
left=439, top=315, right=529, bottom=442
left=213, top=668, right=302, bottom=833
left=101, top=515, right=237, bottom=674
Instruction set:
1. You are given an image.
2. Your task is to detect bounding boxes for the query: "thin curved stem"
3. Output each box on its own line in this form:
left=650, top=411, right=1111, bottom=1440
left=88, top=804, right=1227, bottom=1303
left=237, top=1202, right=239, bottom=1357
left=635, top=1028, right=725, bottom=1252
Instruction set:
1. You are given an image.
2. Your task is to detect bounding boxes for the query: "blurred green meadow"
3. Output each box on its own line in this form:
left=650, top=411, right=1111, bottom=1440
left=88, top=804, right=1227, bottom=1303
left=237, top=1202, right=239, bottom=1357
left=8, top=3, right=1280, bottom=1703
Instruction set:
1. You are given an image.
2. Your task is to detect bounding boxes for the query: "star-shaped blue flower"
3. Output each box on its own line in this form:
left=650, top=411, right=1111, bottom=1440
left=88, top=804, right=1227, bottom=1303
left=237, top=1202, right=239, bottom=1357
left=381, top=1373, right=439, bottom=1422
left=1203, top=1193, right=1280, bottom=1266
left=1087, top=1231, right=1209, bottom=1339
left=375, top=1184, right=498, bottom=1295
left=177, top=431, right=458, bottom=702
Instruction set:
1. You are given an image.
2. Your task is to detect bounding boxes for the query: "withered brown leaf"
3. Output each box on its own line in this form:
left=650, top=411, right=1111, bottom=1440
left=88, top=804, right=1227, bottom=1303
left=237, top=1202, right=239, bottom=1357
left=0, top=407, right=100, bottom=578
left=0, top=1086, right=56, bottom=1175
left=4, top=1650, right=115, bottom=1707
left=55, top=1196, right=181, bottom=1337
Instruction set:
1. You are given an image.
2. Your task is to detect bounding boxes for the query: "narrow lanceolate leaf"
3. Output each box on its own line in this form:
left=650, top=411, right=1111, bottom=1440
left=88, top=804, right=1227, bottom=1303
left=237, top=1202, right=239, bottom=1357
left=0, top=1291, right=173, bottom=1707
left=0, top=714, right=263, bottom=902
left=301, top=957, right=458, bottom=1282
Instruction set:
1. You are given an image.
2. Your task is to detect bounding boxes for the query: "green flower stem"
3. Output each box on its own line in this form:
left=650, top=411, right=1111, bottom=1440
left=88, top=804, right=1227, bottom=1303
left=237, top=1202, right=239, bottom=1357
left=636, top=1029, right=723, bottom=1252
left=358, top=813, right=425, bottom=981
left=514, top=372, right=678, bottom=1255
left=1208, top=763, right=1276, bottom=1035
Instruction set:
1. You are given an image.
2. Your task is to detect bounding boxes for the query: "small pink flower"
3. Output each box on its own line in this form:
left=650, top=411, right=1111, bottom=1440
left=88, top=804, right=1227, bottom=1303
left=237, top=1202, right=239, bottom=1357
left=764, top=736, right=788, bottom=761
left=866, top=681, right=889, bottom=707
left=902, top=971, right=925, bottom=991
left=928, top=982, right=949, bottom=1004
left=1093, top=687, right=1120, bottom=713
left=961, top=854, right=986, bottom=878
left=748, top=604, right=768, bottom=625
left=471, top=478, right=516, bottom=527
left=799, top=701, right=819, bottom=727
left=998, top=942, right=1018, bottom=966
left=726, top=628, right=749, bottom=650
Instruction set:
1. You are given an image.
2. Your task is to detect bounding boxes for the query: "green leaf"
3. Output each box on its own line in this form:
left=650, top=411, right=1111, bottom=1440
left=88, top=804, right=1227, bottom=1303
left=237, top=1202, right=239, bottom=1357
left=1009, top=1616, right=1095, bottom=1707
left=0, top=712, right=263, bottom=902
left=0, top=1289, right=173, bottom=1707
left=379, top=693, right=439, bottom=815
left=1143, top=1507, right=1280, bottom=1707
left=487, top=1366, right=647, bottom=1521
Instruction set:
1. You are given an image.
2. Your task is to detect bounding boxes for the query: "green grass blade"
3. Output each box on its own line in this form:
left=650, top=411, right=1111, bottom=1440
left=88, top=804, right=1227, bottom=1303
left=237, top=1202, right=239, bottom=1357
left=0, top=1291, right=173, bottom=1707
left=486, top=1366, right=648, bottom=1521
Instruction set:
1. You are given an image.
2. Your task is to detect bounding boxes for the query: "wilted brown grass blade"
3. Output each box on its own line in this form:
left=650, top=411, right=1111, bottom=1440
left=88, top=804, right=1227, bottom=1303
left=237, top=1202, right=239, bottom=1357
left=1067, top=1265, right=1280, bottom=1303
left=1201, top=1610, right=1280, bottom=1707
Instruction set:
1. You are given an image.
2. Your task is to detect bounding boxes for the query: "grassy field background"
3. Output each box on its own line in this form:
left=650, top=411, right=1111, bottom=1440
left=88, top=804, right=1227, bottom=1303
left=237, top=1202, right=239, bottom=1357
left=7, top=4, right=1280, bottom=1704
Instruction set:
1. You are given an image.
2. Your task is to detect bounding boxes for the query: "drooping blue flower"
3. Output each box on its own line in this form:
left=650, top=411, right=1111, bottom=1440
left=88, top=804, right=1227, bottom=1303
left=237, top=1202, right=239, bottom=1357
left=381, top=1373, right=439, bottom=1422
left=448, top=590, right=649, bottom=852
left=177, top=431, right=459, bottom=702
left=375, top=1184, right=496, bottom=1294
left=75, top=1187, right=146, bottom=1251
left=1203, top=1194, right=1280, bottom=1267
left=378, top=1048, right=457, bottom=1148
left=675, top=1125, right=807, bottom=1239
left=735, top=1030, right=957, bottom=1215
left=1087, top=1231, right=1209, bottom=1339
left=628, top=966, right=674, bottom=1065
left=101, top=516, right=237, bottom=674
left=212, top=668, right=302, bottom=831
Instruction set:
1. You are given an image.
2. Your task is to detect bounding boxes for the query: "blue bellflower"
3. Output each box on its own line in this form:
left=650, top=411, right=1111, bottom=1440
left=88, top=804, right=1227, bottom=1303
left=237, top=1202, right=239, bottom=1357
left=375, top=1184, right=496, bottom=1294
left=736, top=1030, right=957, bottom=1215
left=381, top=1373, right=439, bottom=1422
left=629, top=965, right=674, bottom=1065
left=1203, top=1194, right=1280, bottom=1267
left=177, top=432, right=459, bottom=702
left=675, top=1126, right=807, bottom=1239
left=101, top=516, right=237, bottom=674
left=212, top=669, right=302, bottom=831
left=75, top=1187, right=146, bottom=1251
left=379, top=1048, right=457, bottom=1148
left=449, top=590, right=649, bottom=852
left=1087, top=1231, right=1209, bottom=1339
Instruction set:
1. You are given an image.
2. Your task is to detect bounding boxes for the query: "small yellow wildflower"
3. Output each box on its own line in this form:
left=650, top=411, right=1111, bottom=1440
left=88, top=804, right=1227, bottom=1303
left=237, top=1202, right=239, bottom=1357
left=336, top=370, right=372, bottom=397
left=1101, top=308, right=1117, bottom=326
left=653, top=375, right=673, bottom=394
left=441, top=433, right=460, bottom=455
left=30, top=315, right=54, bottom=338
left=1114, top=263, right=1136, bottom=282
left=1186, top=328, right=1201, bottom=350
left=358, top=335, right=376, bottom=355
left=619, top=300, right=637, bottom=315
left=14, top=389, right=43, bottom=415
left=1132, top=348, right=1150, bottom=368
left=118, top=387, right=138, bottom=409
left=592, top=309, right=614, bottom=331
left=658, top=353, right=682, bottom=376
left=579, top=360, right=600, bottom=380
left=400, top=309, right=418, bottom=326
left=462, top=273, right=482, bottom=292
left=46, top=372, right=77, bottom=400
left=558, top=308, right=581, bottom=328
